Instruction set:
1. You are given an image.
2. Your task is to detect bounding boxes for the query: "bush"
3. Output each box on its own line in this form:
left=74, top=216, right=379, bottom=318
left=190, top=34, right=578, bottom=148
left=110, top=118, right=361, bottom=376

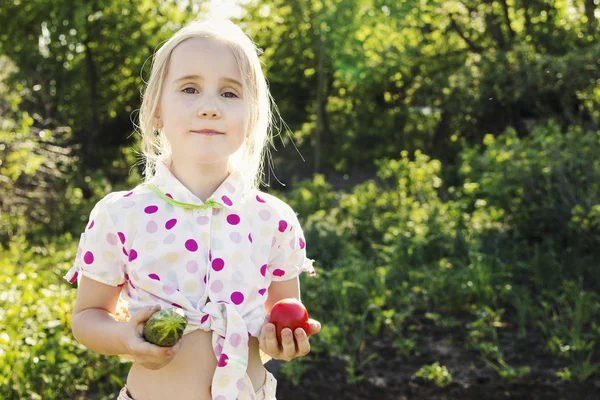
left=458, top=120, right=600, bottom=288
left=0, top=235, right=127, bottom=399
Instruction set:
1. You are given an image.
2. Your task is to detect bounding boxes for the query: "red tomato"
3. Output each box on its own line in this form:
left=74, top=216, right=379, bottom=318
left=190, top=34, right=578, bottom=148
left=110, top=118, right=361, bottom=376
left=269, top=298, right=310, bottom=343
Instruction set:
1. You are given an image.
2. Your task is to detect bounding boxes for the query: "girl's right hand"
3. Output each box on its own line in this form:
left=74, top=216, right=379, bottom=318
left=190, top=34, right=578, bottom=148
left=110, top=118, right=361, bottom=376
left=120, top=304, right=182, bottom=370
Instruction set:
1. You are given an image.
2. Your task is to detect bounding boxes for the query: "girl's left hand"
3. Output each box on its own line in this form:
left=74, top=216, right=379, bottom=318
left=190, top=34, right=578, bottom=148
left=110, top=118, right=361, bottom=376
left=258, top=314, right=321, bottom=362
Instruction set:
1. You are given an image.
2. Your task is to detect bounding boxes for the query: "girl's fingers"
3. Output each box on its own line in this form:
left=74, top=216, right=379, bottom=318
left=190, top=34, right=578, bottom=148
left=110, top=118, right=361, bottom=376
left=137, top=304, right=160, bottom=323
left=258, top=323, right=269, bottom=351
left=294, top=328, right=310, bottom=355
left=260, top=322, right=314, bottom=360
left=264, top=323, right=280, bottom=355
left=307, top=319, right=321, bottom=336
left=281, top=328, right=297, bottom=360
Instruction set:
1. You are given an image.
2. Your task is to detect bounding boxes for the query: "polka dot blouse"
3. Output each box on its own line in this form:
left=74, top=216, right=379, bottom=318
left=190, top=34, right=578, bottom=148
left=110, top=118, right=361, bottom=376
left=64, top=160, right=316, bottom=400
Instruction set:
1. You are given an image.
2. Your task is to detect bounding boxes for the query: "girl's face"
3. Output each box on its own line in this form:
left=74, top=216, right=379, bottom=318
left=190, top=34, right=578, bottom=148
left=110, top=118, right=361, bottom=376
left=156, top=37, right=246, bottom=168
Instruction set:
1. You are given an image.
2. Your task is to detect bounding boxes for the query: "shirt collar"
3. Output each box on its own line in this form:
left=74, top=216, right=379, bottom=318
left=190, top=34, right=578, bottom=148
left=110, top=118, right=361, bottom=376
left=149, top=161, right=246, bottom=210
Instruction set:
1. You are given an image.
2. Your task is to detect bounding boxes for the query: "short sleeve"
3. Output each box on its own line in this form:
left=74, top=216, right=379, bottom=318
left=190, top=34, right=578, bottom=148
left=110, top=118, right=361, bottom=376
left=63, top=196, right=126, bottom=287
left=267, top=203, right=316, bottom=282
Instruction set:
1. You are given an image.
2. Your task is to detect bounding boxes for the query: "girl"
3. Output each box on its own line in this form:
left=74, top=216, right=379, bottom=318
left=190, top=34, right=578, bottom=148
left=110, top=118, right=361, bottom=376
left=64, top=18, right=320, bottom=400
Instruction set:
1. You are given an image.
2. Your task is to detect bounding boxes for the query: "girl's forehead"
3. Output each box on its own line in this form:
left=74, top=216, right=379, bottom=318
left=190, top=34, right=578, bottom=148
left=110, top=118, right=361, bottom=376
left=168, top=37, right=241, bottom=80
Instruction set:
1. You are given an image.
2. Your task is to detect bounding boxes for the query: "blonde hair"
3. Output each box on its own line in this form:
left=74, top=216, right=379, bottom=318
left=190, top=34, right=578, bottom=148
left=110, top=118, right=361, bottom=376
left=137, top=18, right=277, bottom=192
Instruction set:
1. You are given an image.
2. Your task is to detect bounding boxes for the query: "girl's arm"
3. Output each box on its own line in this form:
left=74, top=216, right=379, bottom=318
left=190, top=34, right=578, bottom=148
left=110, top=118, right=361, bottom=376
left=259, top=276, right=321, bottom=362
left=264, top=276, right=301, bottom=314
left=71, top=276, right=130, bottom=356
left=71, top=276, right=182, bottom=369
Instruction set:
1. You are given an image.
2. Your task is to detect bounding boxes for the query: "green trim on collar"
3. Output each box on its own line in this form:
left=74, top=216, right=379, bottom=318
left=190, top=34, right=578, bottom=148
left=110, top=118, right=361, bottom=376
left=147, top=183, right=225, bottom=210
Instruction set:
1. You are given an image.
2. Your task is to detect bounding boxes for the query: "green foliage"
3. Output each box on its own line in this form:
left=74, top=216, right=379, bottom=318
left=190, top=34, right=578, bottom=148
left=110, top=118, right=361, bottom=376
left=279, top=358, right=312, bottom=386
left=3, top=122, right=600, bottom=394
left=465, top=306, right=531, bottom=381
left=414, top=362, right=453, bottom=387
left=458, top=121, right=600, bottom=288
left=538, top=281, right=600, bottom=382
left=2, top=0, right=600, bottom=395
left=0, top=235, right=128, bottom=399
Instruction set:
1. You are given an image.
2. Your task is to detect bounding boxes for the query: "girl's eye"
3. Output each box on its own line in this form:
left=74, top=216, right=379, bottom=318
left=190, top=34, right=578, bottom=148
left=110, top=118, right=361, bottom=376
left=181, top=88, right=238, bottom=98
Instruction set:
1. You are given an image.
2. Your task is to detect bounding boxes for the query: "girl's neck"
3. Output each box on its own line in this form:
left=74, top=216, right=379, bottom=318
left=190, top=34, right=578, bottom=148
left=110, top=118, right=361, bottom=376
left=167, top=159, right=230, bottom=203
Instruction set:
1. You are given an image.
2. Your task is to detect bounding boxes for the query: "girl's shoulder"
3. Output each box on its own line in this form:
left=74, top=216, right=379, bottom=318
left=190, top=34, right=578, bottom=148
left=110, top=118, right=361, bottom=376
left=89, top=183, right=154, bottom=216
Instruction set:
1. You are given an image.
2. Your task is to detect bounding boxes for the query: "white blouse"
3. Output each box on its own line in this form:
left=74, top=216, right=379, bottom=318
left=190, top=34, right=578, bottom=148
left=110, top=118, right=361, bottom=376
left=64, top=160, right=316, bottom=400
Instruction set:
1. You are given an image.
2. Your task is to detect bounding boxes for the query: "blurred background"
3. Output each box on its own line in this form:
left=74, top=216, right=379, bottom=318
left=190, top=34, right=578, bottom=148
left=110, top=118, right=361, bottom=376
left=0, top=0, right=599, bottom=399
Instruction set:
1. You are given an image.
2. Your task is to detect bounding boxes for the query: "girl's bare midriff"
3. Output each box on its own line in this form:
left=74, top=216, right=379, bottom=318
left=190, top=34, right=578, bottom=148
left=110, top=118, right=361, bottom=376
left=126, top=329, right=267, bottom=400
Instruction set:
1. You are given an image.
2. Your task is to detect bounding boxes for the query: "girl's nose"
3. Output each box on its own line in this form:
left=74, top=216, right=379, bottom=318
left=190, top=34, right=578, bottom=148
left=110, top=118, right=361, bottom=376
left=197, top=95, right=221, bottom=118
left=199, top=109, right=220, bottom=118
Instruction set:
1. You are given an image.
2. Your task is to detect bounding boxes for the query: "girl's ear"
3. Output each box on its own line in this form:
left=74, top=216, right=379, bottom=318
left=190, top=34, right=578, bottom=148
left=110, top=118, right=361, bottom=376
left=153, top=106, right=163, bottom=128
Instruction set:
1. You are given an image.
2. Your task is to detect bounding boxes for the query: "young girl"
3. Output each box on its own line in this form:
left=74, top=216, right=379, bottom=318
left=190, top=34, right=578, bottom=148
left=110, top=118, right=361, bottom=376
left=63, top=18, right=320, bottom=400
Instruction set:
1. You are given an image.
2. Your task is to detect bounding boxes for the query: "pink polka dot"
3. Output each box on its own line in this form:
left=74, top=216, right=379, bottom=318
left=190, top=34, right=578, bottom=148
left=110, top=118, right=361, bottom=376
left=118, top=232, right=126, bottom=244
left=83, top=251, right=94, bottom=264
left=231, top=291, right=244, bottom=305
left=166, top=193, right=173, bottom=199
left=218, top=353, right=229, bottom=367
left=256, top=195, right=266, bottom=203
left=201, top=314, right=209, bottom=324
left=224, top=181, right=236, bottom=193
left=212, top=208, right=221, bottom=216
left=278, top=220, right=288, bottom=232
left=106, top=233, right=118, bottom=245
left=229, top=333, right=242, bottom=347
left=229, top=232, right=242, bottom=243
left=196, top=215, right=209, bottom=225
left=260, top=264, right=267, bottom=277
left=203, top=274, right=207, bottom=284
left=237, top=378, right=245, bottom=390
left=124, top=191, right=133, bottom=197
left=122, top=200, right=135, bottom=209
left=149, top=274, right=160, bottom=281
left=273, top=269, right=285, bottom=277
left=165, top=218, right=177, bottom=230
left=185, top=239, right=198, bottom=252
left=211, top=280, right=223, bottom=293
left=68, top=271, right=79, bottom=284
left=87, top=220, right=95, bottom=230
left=259, top=210, right=271, bottom=221
left=163, top=284, right=176, bottom=295
left=227, top=214, right=240, bottom=225
left=299, top=237, right=306, bottom=249
left=146, top=221, right=158, bottom=233
left=172, top=303, right=183, bottom=308
left=222, top=195, right=233, bottom=206
left=144, top=205, right=158, bottom=214
left=128, top=249, right=138, bottom=262
left=208, top=249, right=212, bottom=261
left=214, top=343, right=222, bottom=356
left=186, top=260, right=198, bottom=273
left=122, top=247, right=128, bottom=257
left=212, top=258, right=224, bottom=271
left=258, top=288, right=267, bottom=296
left=163, top=233, right=176, bottom=244
left=248, top=233, right=253, bottom=243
